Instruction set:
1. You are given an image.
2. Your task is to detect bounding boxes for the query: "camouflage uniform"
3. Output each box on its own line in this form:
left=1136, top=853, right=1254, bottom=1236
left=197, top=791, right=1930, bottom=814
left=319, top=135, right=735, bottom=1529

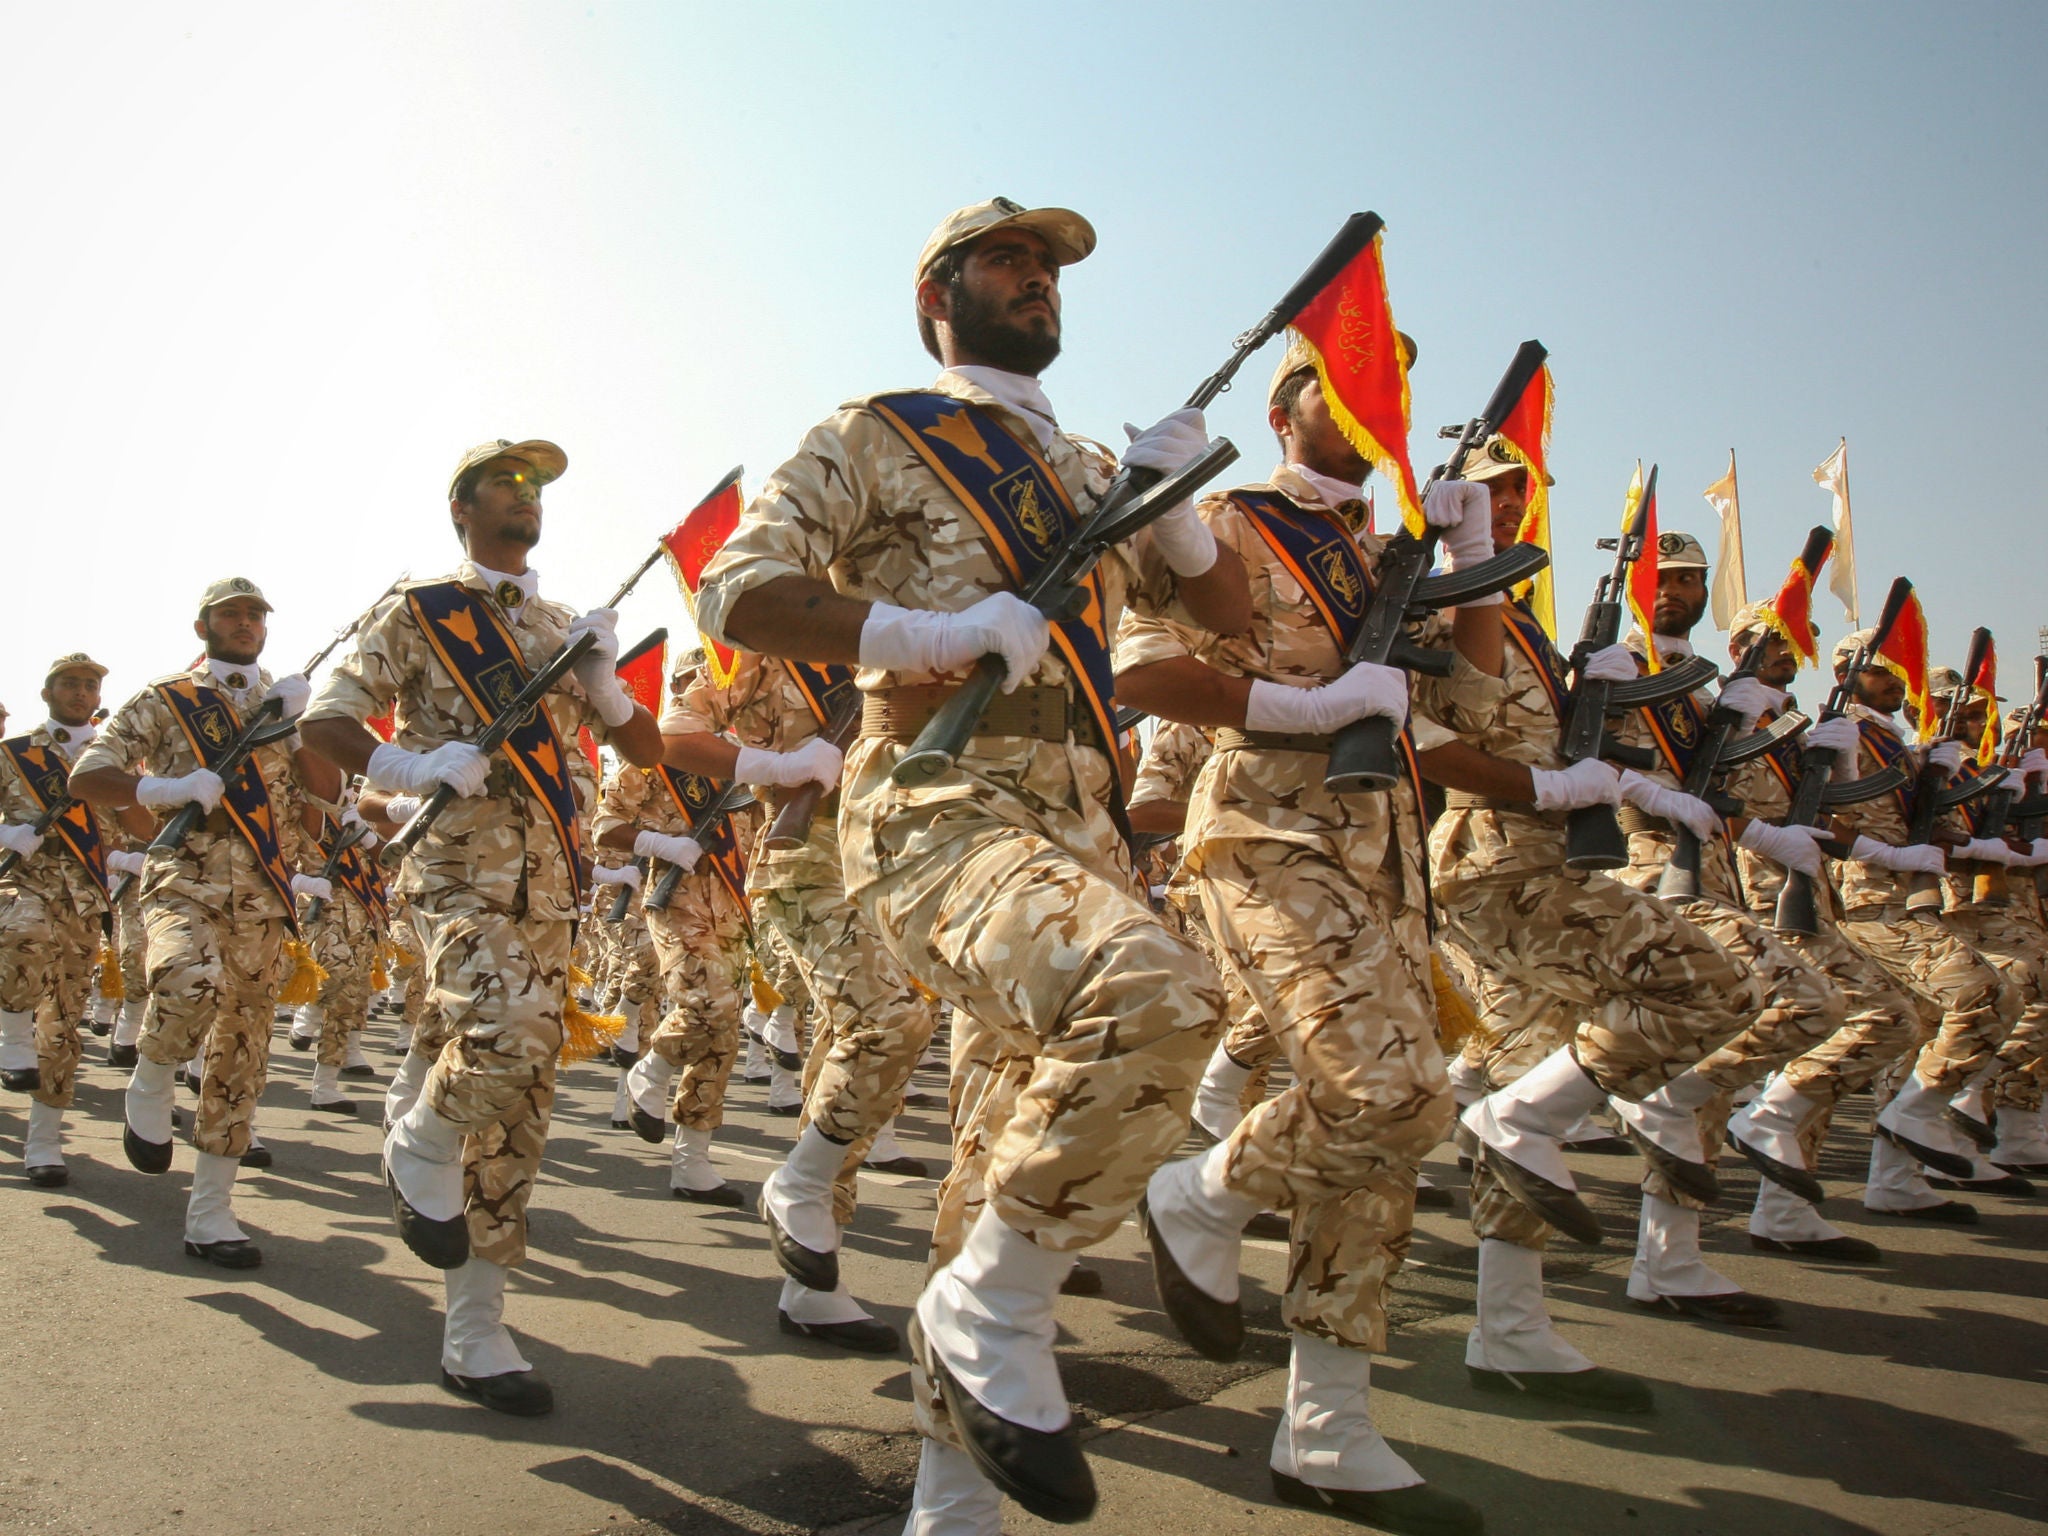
left=304, top=563, right=630, bottom=1265
left=308, top=874, right=378, bottom=1068
left=75, top=665, right=316, bottom=1158
left=1941, top=862, right=2048, bottom=1113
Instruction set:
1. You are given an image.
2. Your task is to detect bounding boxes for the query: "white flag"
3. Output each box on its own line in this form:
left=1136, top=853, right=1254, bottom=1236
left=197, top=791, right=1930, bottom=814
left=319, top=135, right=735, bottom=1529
left=1702, top=450, right=1746, bottom=631
left=1813, top=438, right=1858, bottom=625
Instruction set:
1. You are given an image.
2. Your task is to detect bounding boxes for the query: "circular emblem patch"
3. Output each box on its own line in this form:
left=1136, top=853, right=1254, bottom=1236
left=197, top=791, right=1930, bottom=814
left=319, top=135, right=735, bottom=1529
left=495, top=580, right=524, bottom=610
left=226, top=671, right=249, bottom=690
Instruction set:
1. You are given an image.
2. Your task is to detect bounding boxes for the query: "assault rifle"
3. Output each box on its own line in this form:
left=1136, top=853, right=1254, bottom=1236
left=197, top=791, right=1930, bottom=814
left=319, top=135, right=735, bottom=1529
left=1964, top=651, right=2048, bottom=904
left=0, top=787, right=83, bottom=882
left=642, top=784, right=757, bottom=912
left=1902, top=627, right=2007, bottom=912
left=301, top=816, right=374, bottom=925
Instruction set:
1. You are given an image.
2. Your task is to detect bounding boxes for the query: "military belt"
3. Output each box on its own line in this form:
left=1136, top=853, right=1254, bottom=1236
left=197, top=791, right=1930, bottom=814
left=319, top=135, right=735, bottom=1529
left=1442, top=789, right=1542, bottom=816
left=1214, top=727, right=1331, bottom=755
left=1616, top=805, right=1674, bottom=838
left=861, top=684, right=1078, bottom=744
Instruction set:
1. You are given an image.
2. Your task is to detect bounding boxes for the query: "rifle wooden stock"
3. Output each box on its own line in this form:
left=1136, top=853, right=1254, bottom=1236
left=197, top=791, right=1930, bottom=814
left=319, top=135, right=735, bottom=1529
left=762, top=702, right=863, bottom=853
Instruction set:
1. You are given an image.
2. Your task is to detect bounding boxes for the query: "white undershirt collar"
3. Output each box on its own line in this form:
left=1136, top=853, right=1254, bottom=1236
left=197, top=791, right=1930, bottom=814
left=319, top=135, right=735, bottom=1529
left=942, top=366, right=1058, bottom=451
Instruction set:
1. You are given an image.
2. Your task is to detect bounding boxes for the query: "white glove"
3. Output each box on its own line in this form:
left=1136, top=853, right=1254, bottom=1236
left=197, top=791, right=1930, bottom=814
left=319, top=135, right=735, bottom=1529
left=365, top=740, right=491, bottom=799
left=1122, top=409, right=1217, bottom=577
left=1926, top=740, right=1965, bottom=775
left=1423, top=480, right=1494, bottom=576
left=859, top=595, right=1051, bottom=694
left=0, top=823, right=43, bottom=859
left=290, top=874, right=334, bottom=902
left=566, top=609, right=636, bottom=728
left=1579, top=643, right=1640, bottom=684
left=591, top=863, right=643, bottom=889
left=1958, top=837, right=2017, bottom=867
left=263, top=673, right=311, bottom=721
left=1851, top=834, right=1946, bottom=876
left=1803, top=715, right=1861, bottom=754
left=339, top=805, right=380, bottom=850
left=106, top=848, right=147, bottom=876
left=2019, top=747, right=2048, bottom=783
left=1245, top=662, right=1408, bottom=736
left=1528, top=758, right=1623, bottom=813
left=634, top=829, right=704, bottom=872
left=1738, top=819, right=1829, bottom=878
left=1717, top=676, right=1777, bottom=730
left=136, top=769, right=226, bottom=814
left=2026, top=837, right=2048, bottom=867
left=1618, top=769, right=1723, bottom=843
left=381, top=794, right=423, bottom=824
left=735, top=738, right=844, bottom=792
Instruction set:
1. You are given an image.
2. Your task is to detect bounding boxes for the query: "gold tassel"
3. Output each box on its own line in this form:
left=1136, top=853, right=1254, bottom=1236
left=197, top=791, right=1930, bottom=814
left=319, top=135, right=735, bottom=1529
left=748, top=959, right=783, bottom=1013
left=909, top=975, right=940, bottom=1005
left=97, top=941, right=124, bottom=1001
left=560, top=994, right=625, bottom=1065
left=277, top=940, right=329, bottom=1007
left=569, top=964, right=595, bottom=991
left=389, top=942, right=420, bottom=971
left=370, top=956, right=389, bottom=991
left=1431, top=953, right=1486, bottom=1051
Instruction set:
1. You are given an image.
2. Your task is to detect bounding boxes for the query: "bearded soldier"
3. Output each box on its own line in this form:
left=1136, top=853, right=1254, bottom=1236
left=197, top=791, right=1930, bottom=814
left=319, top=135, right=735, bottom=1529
left=301, top=439, right=664, bottom=1415
left=692, top=198, right=1248, bottom=1531
left=71, top=581, right=340, bottom=1265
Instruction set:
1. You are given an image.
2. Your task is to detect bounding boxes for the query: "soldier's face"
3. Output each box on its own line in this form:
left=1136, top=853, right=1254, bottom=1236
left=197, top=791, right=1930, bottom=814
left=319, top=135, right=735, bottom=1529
left=1272, top=374, right=1371, bottom=485
left=1483, top=471, right=1527, bottom=551
left=42, top=668, right=101, bottom=726
left=925, top=230, right=1063, bottom=375
left=1653, top=567, right=1708, bottom=636
left=1949, top=698, right=1989, bottom=746
left=1849, top=664, right=1904, bottom=713
left=1737, top=631, right=1798, bottom=686
left=195, top=596, right=268, bottom=666
left=455, top=457, right=545, bottom=554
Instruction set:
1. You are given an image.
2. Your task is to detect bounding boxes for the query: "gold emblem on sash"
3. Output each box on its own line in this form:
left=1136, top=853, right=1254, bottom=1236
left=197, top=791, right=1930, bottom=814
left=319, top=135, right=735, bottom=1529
left=1312, top=542, right=1364, bottom=615
left=196, top=707, right=231, bottom=748
left=997, top=469, right=1056, bottom=553
left=478, top=661, right=521, bottom=711
left=924, top=410, right=1003, bottom=474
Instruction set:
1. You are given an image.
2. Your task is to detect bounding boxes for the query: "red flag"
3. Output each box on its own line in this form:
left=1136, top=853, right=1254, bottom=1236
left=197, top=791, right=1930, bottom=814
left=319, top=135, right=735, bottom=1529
left=1972, top=635, right=2001, bottom=765
left=1498, top=363, right=1555, bottom=634
left=1285, top=229, right=1424, bottom=534
left=576, top=726, right=600, bottom=774
left=365, top=706, right=396, bottom=743
left=660, top=467, right=746, bottom=688
left=614, top=630, right=668, bottom=716
left=1875, top=585, right=1933, bottom=739
left=1623, top=463, right=1662, bottom=673
left=1757, top=527, right=1834, bottom=669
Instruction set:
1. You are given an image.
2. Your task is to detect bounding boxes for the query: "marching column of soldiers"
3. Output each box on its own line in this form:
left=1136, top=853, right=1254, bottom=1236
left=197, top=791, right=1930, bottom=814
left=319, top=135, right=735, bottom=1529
left=3, top=197, right=2046, bottom=1536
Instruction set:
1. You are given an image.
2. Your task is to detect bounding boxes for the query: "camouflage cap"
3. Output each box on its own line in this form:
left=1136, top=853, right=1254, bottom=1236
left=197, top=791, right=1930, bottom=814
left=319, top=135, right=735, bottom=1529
left=2007, top=704, right=2047, bottom=733
left=1656, top=531, right=1710, bottom=570
left=1928, top=666, right=1965, bottom=699
left=199, top=576, right=272, bottom=617
left=1461, top=433, right=1555, bottom=487
left=1266, top=331, right=1420, bottom=404
left=448, top=439, right=568, bottom=500
left=44, top=651, right=108, bottom=683
left=1832, top=627, right=1876, bottom=668
left=915, top=198, right=1096, bottom=286
left=1730, top=602, right=1776, bottom=643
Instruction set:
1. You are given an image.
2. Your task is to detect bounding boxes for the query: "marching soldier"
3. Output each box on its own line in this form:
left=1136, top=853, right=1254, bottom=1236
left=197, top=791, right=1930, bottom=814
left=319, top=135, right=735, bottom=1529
left=295, top=800, right=390, bottom=1115
left=300, top=439, right=664, bottom=1414
left=1984, top=706, right=2048, bottom=1174
left=70, top=581, right=340, bottom=1265
left=692, top=198, right=1248, bottom=1530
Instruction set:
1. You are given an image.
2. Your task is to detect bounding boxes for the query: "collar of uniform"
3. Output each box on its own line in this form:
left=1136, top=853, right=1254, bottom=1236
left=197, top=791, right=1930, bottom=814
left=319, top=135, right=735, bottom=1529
left=202, top=655, right=266, bottom=698
left=37, top=718, right=97, bottom=758
left=1845, top=700, right=1901, bottom=736
left=934, top=367, right=1060, bottom=453
left=1272, top=461, right=1367, bottom=518
left=460, top=560, right=542, bottom=619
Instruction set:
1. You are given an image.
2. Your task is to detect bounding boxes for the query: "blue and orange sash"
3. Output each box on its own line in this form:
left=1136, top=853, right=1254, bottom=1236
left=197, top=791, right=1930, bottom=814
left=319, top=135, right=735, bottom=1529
left=867, top=393, right=1120, bottom=765
left=1, top=735, right=107, bottom=895
left=656, top=765, right=749, bottom=916
left=1503, top=600, right=1572, bottom=722
left=1752, top=707, right=1805, bottom=796
left=321, top=815, right=389, bottom=926
left=151, top=677, right=299, bottom=926
left=781, top=659, right=857, bottom=732
left=1638, top=690, right=1714, bottom=783
left=406, top=580, right=584, bottom=906
left=1856, top=719, right=1917, bottom=823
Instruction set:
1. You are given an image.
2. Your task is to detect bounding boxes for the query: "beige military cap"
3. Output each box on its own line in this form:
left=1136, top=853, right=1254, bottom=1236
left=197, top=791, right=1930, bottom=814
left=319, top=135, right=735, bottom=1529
left=1928, top=665, right=1964, bottom=698
left=1461, top=433, right=1555, bottom=487
left=1832, top=627, right=1876, bottom=668
left=1730, top=602, right=1774, bottom=643
left=1656, top=531, right=1710, bottom=570
left=199, top=576, right=273, bottom=616
left=448, top=439, right=568, bottom=500
left=915, top=198, right=1096, bottom=286
left=44, top=651, right=109, bottom=683
left=1267, top=331, right=1420, bottom=404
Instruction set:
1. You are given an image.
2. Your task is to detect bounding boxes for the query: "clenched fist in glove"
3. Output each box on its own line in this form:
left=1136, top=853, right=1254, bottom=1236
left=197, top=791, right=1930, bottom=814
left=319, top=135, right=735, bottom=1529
left=860, top=594, right=1050, bottom=692
left=1619, top=769, right=1723, bottom=843
left=367, top=741, right=490, bottom=799
left=136, top=769, right=226, bottom=814
left=1851, top=835, right=1945, bottom=876
left=735, top=738, right=844, bottom=792
left=1529, top=757, right=1623, bottom=813
left=1802, top=715, right=1861, bottom=755
left=1423, top=480, right=1495, bottom=583
left=0, top=823, right=43, bottom=859
left=1716, top=676, right=1779, bottom=731
left=1957, top=837, right=2018, bottom=866
left=1738, top=819, right=1830, bottom=878
left=634, top=830, right=704, bottom=873
left=1245, top=661, right=1408, bottom=737
left=567, top=609, right=638, bottom=728
left=263, top=673, right=312, bottom=721
left=1926, top=740, right=1965, bottom=776
left=1578, top=644, right=1640, bottom=683
left=1122, top=408, right=1218, bottom=577
left=591, top=863, right=643, bottom=889
left=290, top=874, right=333, bottom=903
left=107, top=849, right=147, bottom=877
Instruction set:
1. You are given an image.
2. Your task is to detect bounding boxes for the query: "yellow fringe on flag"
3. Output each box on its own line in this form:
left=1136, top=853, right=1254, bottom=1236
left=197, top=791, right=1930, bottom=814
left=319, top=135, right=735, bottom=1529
left=1431, top=954, right=1486, bottom=1051
left=277, top=940, right=329, bottom=1007
left=560, top=994, right=625, bottom=1065
left=97, top=941, right=124, bottom=1001
left=749, top=960, right=783, bottom=1013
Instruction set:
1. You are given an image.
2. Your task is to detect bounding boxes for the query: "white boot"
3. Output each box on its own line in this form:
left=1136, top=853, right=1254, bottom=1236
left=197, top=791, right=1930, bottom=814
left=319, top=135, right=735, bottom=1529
left=1444, top=1051, right=1485, bottom=1111
left=1466, top=1238, right=1591, bottom=1373
left=901, top=1438, right=1003, bottom=1536
left=764, top=1124, right=846, bottom=1256
left=126, top=1056, right=177, bottom=1144
left=626, top=1051, right=677, bottom=1124
left=343, top=1032, right=371, bottom=1072
left=442, top=1259, right=532, bottom=1378
left=740, top=1011, right=769, bottom=1082
left=24, top=1099, right=65, bottom=1173
left=1864, top=1131, right=1948, bottom=1212
left=0, top=1008, right=36, bottom=1073
left=92, top=994, right=116, bottom=1029
left=185, top=1151, right=249, bottom=1244
left=1270, top=1331, right=1420, bottom=1493
left=310, top=1060, right=355, bottom=1109
left=1876, top=1073, right=1973, bottom=1172
left=767, top=1060, right=804, bottom=1112
left=1750, top=1176, right=1851, bottom=1243
left=761, top=1004, right=800, bottom=1058
left=1144, top=1139, right=1262, bottom=1305
left=113, top=1000, right=146, bottom=1048
left=865, top=1116, right=912, bottom=1166
left=385, top=1098, right=467, bottom=1221
left=1726, top=1073, right=1821, bottom=1173
left=1608, top=1067, right=1716, bottom=1166
left=915, top=1207, right=1074, bottom=1431
left=1628, top=1193, right=1740, bottom=1301
left=1191, top=1044, right=1253, bottom=1142
left=290, top=1004, right=322, bottom=1049
left=1460, top=1047, right=1609, bottom=1192
left=778, top=1274, right=874, bottom=1326
left=385, top=1049, right=430, bottom=1129
left=610, top=1073, right=632, bottom=1125
left=670, top=1125, right=727, bottom=1193
left=1994, top=1104, right=2048, bottom=1166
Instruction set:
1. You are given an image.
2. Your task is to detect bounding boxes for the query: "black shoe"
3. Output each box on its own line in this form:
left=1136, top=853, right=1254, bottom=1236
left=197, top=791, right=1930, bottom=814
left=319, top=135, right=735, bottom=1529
left=673, top=1183, right=745, bottom=1207
left=1633, top=1290, right=1784, bottom=1329
left=1866, top=1199, right=1978, bottom=1225
left=609, top=1118, right=632, bottom=1131
left=901, top=1089, right=944, bottom=1109
left=123, top=1124, right=173, bottom=1174
left=1468, top=1363, right=1654, bottom=1414
left=310, top=1098, right=359, bottom=1117
left=1474, top=1145, right=1603, bottom=1245
left=628, top=1105, right=667, bottom=1144
left=88, top=1019, right=111, bottom=1038
left=772, top=1048, right=802, bottom=1071
left=1271, top=1470, right=1484, bottom=1535
left=108, top=1043, right=138, bottom=1069
left=184, top=1238, right=262, bottom=1270
left=928, top=1339, right=1094, bottom=1524
left=1138, top=1194, right=1243, bottom=1362
left=1416, top=1184, right=1457, bottom=1211
left=240, top=1144, right=274, bottom=1169
left=180, top=1070, right=203, bottom=1095
left=863, top=1154, right=930, bottom=1177
left=339, top=1064, right=378, bottom=1080
left=0, top=1067, right=41, bottom=1093
left=1875, top=1123, right=1973, bottom=1179
left=386, top=1170, right=470, bottom=1269
left=25, top=1164, right=68, bottom=1189
left=1992, top=1157, right=2048, bottom=1177
left=440, top=1367, right=553, bottom=1417
left=288, top=1035, right=314, bottom=1053
left=608, top=1045, right=638, bottom=1071
left=742, top=1071, right=772, bottom=1085
left=1620, top=1124, right=1720, bottom=1204
left=1928, top=1172, right=2034, bottom=1198
left=1058, top=1264, right=1104, bottom=1298
left=1245, top=1210, right=1292, bottom=1241
left=1944, top=1105, right=1998, bottom=1152
left=759, top=1189, right=840, bottom=1291
left=778, top=1311, right=900, bottom=1353
left=1562, top=1134, right=1634, bottom=1156
left=1727, top=1132, right=1826, bottom=1206
left=1456, top=1154, right=1474, bottom=1173
left=767, top=1102, right=803, bottom=1118
left=1749, top=1233, right=1882, bottom=1264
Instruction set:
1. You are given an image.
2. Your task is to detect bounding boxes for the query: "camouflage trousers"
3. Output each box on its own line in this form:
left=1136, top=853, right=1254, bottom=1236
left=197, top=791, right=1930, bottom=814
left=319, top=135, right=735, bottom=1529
left=139, top=892, right=283, bottom=1158
left=310, top=903, right=375, bottom=1067
left=1837, top=905, right=2019, bottom=1094
left=754, top=875, right=937, bottom=1224
left=644, top=880, right=749, bottom=1131
left=608, top=906, right=662, bottom=1019
left=0, top=884, right=98, bottom=1109
left=1437, top=867, right=1760, bottom=1250
left=1768, top=911, right=1926, bottom=1117
left=116, top=885, right=147, bottom=999
left=409, top=901, right=571, bottom=1269
left=1942, top=906, right=2048, bottom=1112
left=1196, top=838, right=1448, bottom=1351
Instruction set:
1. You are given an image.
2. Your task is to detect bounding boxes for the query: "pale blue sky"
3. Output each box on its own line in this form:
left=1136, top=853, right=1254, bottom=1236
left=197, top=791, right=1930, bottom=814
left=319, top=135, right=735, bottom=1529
left=3, top=2, right=2043, bottom=716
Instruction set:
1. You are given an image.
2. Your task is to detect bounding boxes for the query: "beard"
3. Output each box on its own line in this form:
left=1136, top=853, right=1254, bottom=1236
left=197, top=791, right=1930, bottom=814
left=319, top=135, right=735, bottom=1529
left=947, top=279, right=1062, bottom=375
left=1654, top=592, right=1708, bottom=638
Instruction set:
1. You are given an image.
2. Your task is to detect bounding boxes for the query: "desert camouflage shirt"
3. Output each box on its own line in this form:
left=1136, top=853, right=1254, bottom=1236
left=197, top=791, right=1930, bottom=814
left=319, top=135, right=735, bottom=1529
left=0, top=722, right=109, bottom=915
